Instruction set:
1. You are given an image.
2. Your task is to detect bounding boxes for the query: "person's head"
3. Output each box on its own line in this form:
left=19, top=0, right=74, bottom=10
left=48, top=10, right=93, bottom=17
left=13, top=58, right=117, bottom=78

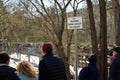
left=112, top=46, right=120, bottom=56
left=88, top=54, right=97, bottom=65
left=0, top=51, right=10, bottom=64
left=41, top=42, right=53, bottom=56
left=16, top=61, right=37, bottom=78
left=112, top=46, right=120, bottom=53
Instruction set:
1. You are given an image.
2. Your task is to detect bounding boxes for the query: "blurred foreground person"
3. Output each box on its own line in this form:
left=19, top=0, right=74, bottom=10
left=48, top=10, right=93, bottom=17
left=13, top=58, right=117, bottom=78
left=0, top=51, right=20, bottom=80
left=39, top=42, right=66, bottom=80
left=17, top=61, right=38, bottom=80
left=109, top=46, right=120, bottom=80
left=79, top=54, right=100, bottom=80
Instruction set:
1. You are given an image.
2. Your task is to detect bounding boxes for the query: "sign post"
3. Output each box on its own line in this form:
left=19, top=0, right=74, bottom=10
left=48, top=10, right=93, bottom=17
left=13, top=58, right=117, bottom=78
left=67, top=17, right=82, bottom=80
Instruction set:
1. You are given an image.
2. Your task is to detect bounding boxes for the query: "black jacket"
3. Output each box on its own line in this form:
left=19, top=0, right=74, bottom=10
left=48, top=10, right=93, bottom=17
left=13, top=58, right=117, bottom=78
left=79, top=54, right=100, bottom=80
left=0, top=65, right=20, bottom=80
left=39, top=53, right=66, bottom=80
left=109, top=53, right=120, bottom=80
left=79, top=64, right=99, bottom=80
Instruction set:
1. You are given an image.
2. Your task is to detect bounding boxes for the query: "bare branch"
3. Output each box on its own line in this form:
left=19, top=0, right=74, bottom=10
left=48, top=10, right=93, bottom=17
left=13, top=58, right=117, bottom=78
left=4, top=0, right=10, bottom=4
left=77, top=0, right=85, bottom=4
left=69, top=0, right=85, bottom=11
left=54, top=0, right=62, bottom=10
left=63, top=0, right=66, bottom=6
left=20, top=0, right=57, bottom=37
left=20, top=0, right=36, bottom=18
left=64, top=0, right=72, bottom=11
left=28, top=0, right=54, bottom=26
left=40, top=0, right=54, bottom=24
left=54, top=2, right=60, bottom=27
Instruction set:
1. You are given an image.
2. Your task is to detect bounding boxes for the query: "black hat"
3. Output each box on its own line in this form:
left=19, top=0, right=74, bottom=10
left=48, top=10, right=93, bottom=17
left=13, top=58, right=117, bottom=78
left=112, top=46, right=120, bottom=53
left=88, top=54, right=97, bottom=65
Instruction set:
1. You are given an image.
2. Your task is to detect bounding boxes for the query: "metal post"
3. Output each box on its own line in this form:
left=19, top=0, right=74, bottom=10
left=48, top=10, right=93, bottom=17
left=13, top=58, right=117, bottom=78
left=75, top=29, right=78, bottom=80
left=28, top=52, right=30, bottom=62
left=67, top=16, right=82, bottom=80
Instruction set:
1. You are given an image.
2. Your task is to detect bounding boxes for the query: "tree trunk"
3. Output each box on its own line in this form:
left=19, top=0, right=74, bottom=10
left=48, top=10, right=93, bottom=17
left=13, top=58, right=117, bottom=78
left=53, top=11, right=72, bottom=80
left=99, top=0, right=108, bottom=80
left=86, top=0, right=98, bottom=54
left=112, top=0, right=120, bottom=46
left=54, top=42, right=71, bottom=80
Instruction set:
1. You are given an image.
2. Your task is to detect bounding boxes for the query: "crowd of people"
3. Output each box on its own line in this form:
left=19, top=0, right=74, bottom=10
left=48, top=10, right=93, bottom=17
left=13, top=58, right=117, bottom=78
left=79, top=46, right=120, bottom=80
left=0, top=51, right=38, bottom=80
left=0, top=41, right=120, bottom=80
left=0, top=42, right=66, bottom=80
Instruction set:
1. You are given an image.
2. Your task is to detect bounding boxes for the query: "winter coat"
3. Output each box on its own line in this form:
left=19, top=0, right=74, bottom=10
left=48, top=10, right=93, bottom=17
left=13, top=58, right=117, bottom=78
left=79, top=54, right=99, bottom=80
left=109, top=53, right=120, bottom=80
left=17, top=73, right=38, bottom=80
left=79, top=64, right=99, bottom=80
left=0, top=64, right=20, bottom=80
left=39, top=53, right=66, bottom=80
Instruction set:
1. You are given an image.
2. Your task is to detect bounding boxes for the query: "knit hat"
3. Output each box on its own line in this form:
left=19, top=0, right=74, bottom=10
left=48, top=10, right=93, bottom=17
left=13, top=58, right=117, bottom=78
left=88, top=54, right=97, bottom=65
left=42, top=42, right=53, bottom=52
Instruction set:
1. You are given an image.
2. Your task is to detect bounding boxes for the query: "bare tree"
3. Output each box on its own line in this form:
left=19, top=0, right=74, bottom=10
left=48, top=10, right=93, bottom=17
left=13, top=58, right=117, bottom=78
left=20, top=0, right=73, bottom=79
left=86, top=0, right=98, bottom=54
left=86, top=0, right=107, bottom=79
left=99, top=0, right=107, bottom=80
left=112, top=0, right=120, bottom=46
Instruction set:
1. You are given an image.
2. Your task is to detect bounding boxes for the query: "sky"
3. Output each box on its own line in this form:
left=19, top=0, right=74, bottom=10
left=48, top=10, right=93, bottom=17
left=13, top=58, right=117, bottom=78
left=42, top=0, right=86, bottom=12
left=3, top=0, right=86, bottom=12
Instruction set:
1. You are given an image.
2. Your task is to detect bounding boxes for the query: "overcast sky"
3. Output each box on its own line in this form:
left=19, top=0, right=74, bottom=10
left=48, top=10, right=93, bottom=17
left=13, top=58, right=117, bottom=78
left=3, top=0, right=86, bottom=12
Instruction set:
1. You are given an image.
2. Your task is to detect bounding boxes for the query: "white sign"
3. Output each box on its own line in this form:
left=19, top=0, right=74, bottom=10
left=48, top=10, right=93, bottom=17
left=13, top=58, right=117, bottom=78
left=67, top=17, right=82, bottom=29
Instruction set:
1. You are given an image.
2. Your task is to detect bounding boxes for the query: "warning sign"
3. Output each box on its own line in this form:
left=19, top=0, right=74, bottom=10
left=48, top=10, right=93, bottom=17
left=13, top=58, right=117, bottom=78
left=67, top=17, right=82, bottom=29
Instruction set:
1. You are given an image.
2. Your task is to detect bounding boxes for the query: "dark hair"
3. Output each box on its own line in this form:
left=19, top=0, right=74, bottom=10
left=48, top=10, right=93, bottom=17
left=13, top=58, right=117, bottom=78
left=0, top=51, right=10, bottom=64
